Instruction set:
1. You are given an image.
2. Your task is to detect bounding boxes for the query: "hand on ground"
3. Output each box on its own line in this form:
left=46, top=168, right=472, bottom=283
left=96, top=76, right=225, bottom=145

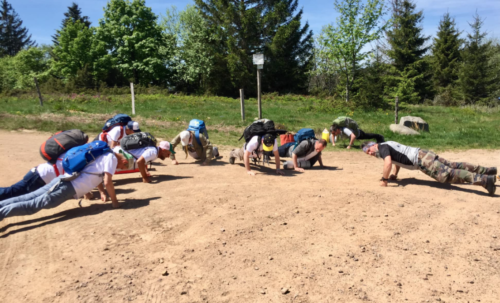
left=143, top=176, right=151, bottom=183
left=201, top=162, right=209, bottom=166
left=276, top=170, right=285, bottom=176
left=100, top=192, right=109, bottom=202
left=380, top=180, right=388, bottom=187
left=389, top=174, right=398, bottom=180
left=112, top=201, right=120, bottom=209
left=294, top=167, right=305, bottom=172
left=346, top=145, right=351, bottom=149
left=247, top=171, right=256, bottom=176
left=84, top=192, right=94, bottom=200
left=172, top=160, right=179, bottom=165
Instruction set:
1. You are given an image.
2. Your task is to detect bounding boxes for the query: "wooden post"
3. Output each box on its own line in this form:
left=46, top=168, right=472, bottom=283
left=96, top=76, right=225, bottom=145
left=257, top=69, right=262, bottom=119
left=395, top=96, right=399, bottom=124
left=239, top=89, right=245, bottom=121
left=34, top=77, right=43, bottom=106
left=130, top=82, right=136, bottom=115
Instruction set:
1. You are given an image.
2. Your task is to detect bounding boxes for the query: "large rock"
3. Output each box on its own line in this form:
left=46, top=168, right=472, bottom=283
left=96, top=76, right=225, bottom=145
left=399, top=116, right=429, bottom=132
left=390, top=124, right=420, bottom=135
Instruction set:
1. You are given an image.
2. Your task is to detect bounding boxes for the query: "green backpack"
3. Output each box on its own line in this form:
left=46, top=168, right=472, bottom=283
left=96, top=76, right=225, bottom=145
left=332, top=116, right=359, bottom=135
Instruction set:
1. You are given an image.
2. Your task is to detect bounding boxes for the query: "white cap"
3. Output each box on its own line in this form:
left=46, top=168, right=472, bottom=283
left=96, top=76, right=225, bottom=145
left=180, top=131, right=191, bottom=146
left=127, top=121, right=141, bottom=132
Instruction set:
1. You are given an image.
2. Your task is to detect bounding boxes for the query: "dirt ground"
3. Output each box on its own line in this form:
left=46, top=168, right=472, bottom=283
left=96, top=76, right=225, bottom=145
left=0, top=130, right=499, bottom=303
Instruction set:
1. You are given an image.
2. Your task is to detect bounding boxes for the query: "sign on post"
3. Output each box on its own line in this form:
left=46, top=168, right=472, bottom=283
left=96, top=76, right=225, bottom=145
left=253, top=54, right=264, bottom=119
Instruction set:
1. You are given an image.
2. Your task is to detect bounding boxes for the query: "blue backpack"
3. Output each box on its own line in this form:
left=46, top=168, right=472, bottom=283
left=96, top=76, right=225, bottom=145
left=293, top=128, right=316, bottom=148
left=102, top=114, right=132, bottom=132
left=186, top=119, right=208, bottom=146
left=62, top=141, right=111, bottom=175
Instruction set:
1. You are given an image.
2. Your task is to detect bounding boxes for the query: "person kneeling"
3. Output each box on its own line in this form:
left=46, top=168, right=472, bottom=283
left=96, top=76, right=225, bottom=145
left=170, top=131, right=219, bottom=166
left=362, top=141, right=497, bottom=196
left=0, top=152, right=129, bottom=222
left=279, top=139, right=327, bottom=172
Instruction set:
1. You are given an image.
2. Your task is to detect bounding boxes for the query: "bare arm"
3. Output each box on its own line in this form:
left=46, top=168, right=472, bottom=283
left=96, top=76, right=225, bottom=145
left=274, top=150, right=284, bottom=175
left=97, top=183, right=108, bottom=202
left=347, top=133, right=356, bottom=149
left=109, top=141, right=119, bottom=148
left=318, top=154, right=324, bottom=167
left=170, top=134, right=182, bottom=161
left=244, top=150, right=255, bottom=175
left=381, top=156, right=392, bottom=187
left=136, top=156, right=150, bottom=183
left=292, top=153, right=304, bottom=172
left=103, top=172, right=119, bottom=208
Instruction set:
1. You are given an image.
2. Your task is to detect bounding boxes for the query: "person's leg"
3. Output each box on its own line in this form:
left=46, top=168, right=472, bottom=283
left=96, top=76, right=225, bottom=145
left=357, top=129, right=385, bottom=143
left=0, top=169, right=46, bottom=201
left=213, top=147, right=219, bottom=158
left=278, top=144, right=290, bottom=158
left=229, top=148, right=244, bottom=164
left=436, top=155, right=497, bottom=175
left=0, top=180, right=76, bottom=221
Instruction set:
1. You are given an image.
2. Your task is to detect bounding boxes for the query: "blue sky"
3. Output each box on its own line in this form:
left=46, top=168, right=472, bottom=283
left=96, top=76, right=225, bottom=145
left=13, top=0, right=500, bottom=46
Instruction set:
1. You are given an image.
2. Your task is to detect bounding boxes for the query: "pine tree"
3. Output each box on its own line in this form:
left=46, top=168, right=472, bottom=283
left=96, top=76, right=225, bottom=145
left=385, top=0, right=431, bottom=102
left=262, top=0, right=314, bottom=94
left=432, top=13, right=461, bottom=93
left=0, top=0, right=35, bottom=57
left=459, top=12, right=494, bottom=104
left=52, top=2, right=91, bottom=46
left=195, top=0, right=314, bottom=95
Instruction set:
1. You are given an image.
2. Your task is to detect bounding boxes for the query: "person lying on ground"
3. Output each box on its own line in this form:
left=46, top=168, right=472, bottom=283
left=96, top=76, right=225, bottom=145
left=114, top=141, right=174, bottom=183
left=0, top=153, right=129, bottom=222
left=170, top=131, right=219, bottom=166
left=361, top=141, right=497, bottom=196
left=0, top=153, right=67, bottom=201
left=229, top=133, right=285, bottom=176
left=278, top=139, right=327, bottom=172
left=330, top=117, right=384, bottom=149
left=96, top=121, right=141, bottom=148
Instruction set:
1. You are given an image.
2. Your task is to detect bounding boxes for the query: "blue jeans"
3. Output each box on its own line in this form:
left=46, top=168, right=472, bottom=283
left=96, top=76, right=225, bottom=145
left=0, top=168, right=47, bottom=201
left=0, top=177, right=76, bottom=221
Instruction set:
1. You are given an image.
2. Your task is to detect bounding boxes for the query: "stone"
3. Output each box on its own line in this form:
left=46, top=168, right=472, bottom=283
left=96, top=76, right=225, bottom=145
left=390, top=124, right=420, bottom=136
left=399, top=116, right=429, bottom=132
left=281, top=288, right=289, bottom=294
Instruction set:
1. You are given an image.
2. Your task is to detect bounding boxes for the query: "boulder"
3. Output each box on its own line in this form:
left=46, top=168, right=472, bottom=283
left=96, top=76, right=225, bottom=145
left=390, top=124, right=420, bottom=135
left=399, top=116, right=429, bottom=132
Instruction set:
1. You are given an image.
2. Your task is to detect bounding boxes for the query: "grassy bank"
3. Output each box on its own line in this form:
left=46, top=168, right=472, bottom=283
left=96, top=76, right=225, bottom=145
left=1, top=93, right=499, bottom=151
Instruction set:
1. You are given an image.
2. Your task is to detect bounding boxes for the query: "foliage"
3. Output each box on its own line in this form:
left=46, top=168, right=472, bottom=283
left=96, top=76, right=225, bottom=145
left=319, top=0, right=388, bottom=102
left=52, top=2, right=91, bottom=46
left=458, top=13, right=495, bottom=105
left=95, top=0, right=175, bottom=85
left=0, top=0, right=35, bottom=57
left=384, top=0, right=431, bottom=103
left=0, top=46, right=50, bottom=91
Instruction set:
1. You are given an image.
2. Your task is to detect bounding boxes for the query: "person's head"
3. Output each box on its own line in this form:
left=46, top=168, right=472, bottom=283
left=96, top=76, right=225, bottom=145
left=361, top=141, right=378, bottom=157
left=315, top=139, right=327, bottom=152
left=158, top=141, right=175, bottom=160
left=330, top=124, right=341, bottom=136
left=262, top=133, right=276, bottom=152
left=114, top=152, right=129, bottom=170
left=126, top=121, right=141, bottom=135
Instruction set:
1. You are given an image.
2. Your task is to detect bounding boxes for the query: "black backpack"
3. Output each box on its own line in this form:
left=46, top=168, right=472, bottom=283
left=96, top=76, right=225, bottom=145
left=239, top=119, right=278, bottom=143
left=120, top=132, right=158, bottom=151
left=40, top=129, right=88, bottom=164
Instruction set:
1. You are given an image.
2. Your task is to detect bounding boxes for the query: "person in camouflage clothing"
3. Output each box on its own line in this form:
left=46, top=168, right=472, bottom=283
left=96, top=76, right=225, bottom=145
left=361, top=141, right=497, bottom=196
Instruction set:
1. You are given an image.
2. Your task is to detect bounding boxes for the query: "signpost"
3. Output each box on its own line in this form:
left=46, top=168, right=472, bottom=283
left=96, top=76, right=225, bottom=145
left=253, top=53, right=264, bottom=119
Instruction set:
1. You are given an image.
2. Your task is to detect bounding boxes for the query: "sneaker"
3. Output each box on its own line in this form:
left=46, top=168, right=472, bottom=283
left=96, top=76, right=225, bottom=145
left=483, top=175, right=496, bottom=196
left=229, top=157, right=235, bottom=164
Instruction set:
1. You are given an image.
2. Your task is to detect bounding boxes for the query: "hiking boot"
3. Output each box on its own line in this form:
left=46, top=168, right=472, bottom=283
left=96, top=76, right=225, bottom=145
left=482, top=175, right=497, bottom=196
left=229, top=157, right=235, bottom=164
left=484, top=167, right=497, bottom=175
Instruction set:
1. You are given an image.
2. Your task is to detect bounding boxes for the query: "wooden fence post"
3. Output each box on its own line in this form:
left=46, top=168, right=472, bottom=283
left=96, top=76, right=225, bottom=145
left=34, top=77, right=43, bottom=106
left=130, top=82, right=136, bottom=115
left=395, top=96, right=399, bottom=124
left=257, top=69, right=262, bottom=119
left=240, top=89, right=245, bottom=121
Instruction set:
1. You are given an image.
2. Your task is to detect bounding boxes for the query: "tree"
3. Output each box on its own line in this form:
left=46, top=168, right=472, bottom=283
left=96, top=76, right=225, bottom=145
left=261, top=0, right=314, bottom=94
left=0, top=0, right=35, bottom=57
left=318, top=0, right=388, bottom=102
left=0, top=46, right=50, bottom=91
left=52, top=2, right=91, bottom=46
left=95, top=0, right=175, bottom=85
left=385, top=0, right=431, bottom=102
left=459, top=13, right=494, bottom=104
left=51, top=20, right=101, bottom=84
left=162, top=5, right=215, bottom=92
left=432, top=13, right=461, bottom=93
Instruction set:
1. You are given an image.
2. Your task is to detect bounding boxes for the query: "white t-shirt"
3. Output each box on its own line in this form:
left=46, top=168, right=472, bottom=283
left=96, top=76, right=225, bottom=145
left=245, top=136, right=278, bottom=154
left=127, top=147, right=158, bottom=163
left=36, top=153, right=66, bottom=184
left=70, top=153, right=117, bottom=198
left=342, top=127, right=359, bottom=138
left=99, top=126, right=123, bottom=143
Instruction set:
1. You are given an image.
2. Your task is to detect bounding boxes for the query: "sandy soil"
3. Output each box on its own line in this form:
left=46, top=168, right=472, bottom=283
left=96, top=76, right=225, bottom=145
left=0, top=130, right=499, bottom=303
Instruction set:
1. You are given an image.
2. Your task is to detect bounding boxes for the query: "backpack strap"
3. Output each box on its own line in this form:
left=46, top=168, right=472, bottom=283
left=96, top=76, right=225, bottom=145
left=194, top=130, right=202, bottom=146
left=100, top=132, right=108, bottom=143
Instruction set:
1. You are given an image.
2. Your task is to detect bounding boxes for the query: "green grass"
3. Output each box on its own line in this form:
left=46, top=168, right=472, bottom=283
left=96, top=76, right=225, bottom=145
left=1, top=93, right=499, bottom=151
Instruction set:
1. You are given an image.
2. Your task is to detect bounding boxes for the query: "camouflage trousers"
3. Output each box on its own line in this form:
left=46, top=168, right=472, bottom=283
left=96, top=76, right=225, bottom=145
left=417, top=150, right=485, bottom=184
